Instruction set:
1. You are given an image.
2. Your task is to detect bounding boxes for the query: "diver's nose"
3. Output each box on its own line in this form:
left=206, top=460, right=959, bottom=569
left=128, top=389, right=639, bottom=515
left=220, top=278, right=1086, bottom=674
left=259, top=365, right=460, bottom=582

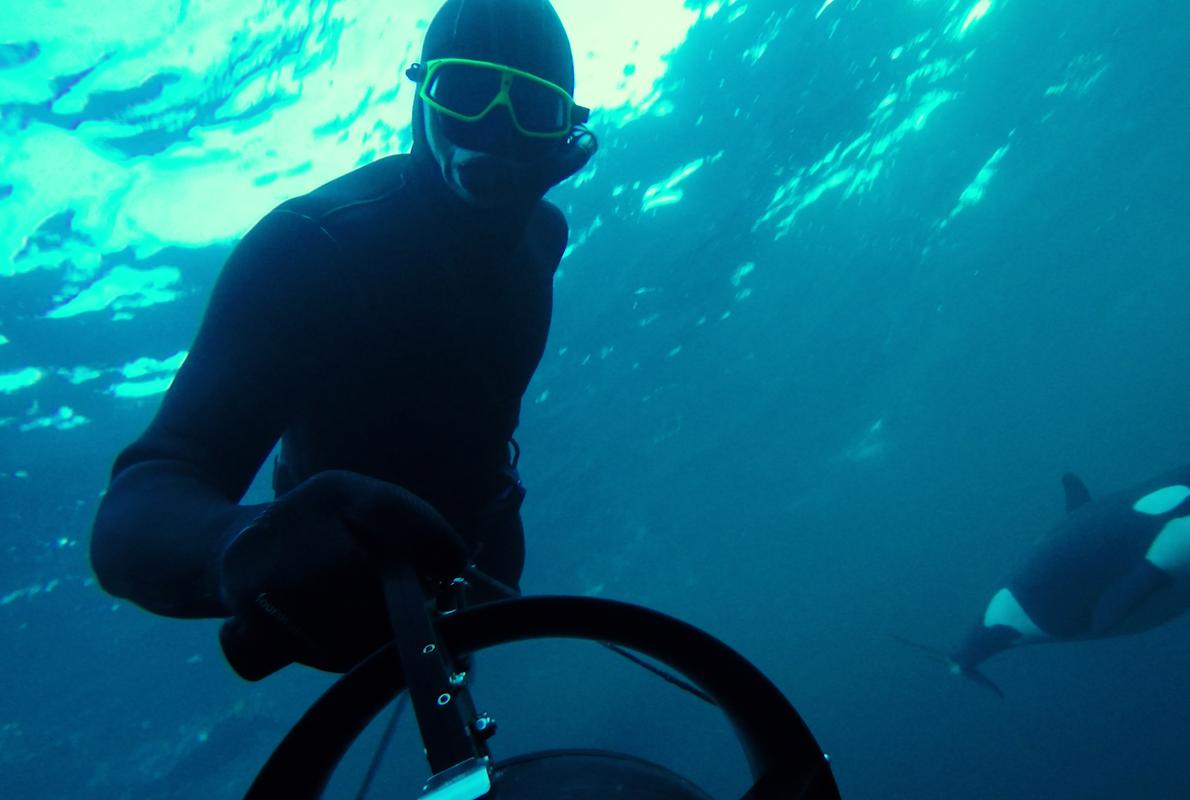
left=471, top=104, right=519, bottom=156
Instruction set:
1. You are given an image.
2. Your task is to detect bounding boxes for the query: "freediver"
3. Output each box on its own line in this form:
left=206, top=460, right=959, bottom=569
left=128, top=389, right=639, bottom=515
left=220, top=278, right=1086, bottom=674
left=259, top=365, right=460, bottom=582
left=89, top=0, right=598, bottom=680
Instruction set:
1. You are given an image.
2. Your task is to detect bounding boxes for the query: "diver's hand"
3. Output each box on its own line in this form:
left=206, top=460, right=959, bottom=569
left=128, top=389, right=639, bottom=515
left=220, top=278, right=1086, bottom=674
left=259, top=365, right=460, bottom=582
left=539, top=124, right=598, bottom=187
left=217, top=470, right=465, bottom=680
left=525, top=125, right=599, bottom=194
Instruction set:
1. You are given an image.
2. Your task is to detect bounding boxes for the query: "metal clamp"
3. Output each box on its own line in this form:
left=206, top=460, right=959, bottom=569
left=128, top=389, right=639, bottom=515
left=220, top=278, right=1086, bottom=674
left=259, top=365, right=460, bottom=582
left=420, top=756, right=493, bottom=800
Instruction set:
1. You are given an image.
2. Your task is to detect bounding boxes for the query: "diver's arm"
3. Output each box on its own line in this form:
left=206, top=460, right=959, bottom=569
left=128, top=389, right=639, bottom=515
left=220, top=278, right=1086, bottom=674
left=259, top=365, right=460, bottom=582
left=90, top=212, right=339, bottom=619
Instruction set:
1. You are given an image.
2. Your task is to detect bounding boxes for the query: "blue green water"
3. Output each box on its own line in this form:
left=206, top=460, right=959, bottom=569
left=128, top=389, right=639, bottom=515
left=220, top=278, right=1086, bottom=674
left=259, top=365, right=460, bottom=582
left=2, top=0, right=1189, bottom=797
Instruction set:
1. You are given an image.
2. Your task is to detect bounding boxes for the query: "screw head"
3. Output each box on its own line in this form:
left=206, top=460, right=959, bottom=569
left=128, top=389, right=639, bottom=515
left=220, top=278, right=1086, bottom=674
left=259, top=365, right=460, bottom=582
left=472, top=715, right=498, bottom=740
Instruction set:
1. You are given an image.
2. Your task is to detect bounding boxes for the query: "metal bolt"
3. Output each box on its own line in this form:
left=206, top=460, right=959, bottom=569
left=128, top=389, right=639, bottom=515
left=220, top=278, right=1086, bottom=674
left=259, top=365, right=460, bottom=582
left=437, top=693, right=452, bottom=706
left=422, top=644, right=436, bottom=655
left=472, top=715, right=498, bottom=740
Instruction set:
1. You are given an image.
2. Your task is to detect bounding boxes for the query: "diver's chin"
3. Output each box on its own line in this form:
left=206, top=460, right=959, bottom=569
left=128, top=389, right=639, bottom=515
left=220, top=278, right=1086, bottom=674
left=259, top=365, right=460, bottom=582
left=448, top=168, right=500, bottom=209
left=446, top=150, right=540, bottom=210
left=443, top=169, right=492, bottom=208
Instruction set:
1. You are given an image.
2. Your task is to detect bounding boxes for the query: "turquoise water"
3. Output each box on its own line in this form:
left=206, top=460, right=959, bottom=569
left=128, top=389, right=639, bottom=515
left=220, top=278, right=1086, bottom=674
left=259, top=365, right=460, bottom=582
left=2, top=0, right=1189, bottom=797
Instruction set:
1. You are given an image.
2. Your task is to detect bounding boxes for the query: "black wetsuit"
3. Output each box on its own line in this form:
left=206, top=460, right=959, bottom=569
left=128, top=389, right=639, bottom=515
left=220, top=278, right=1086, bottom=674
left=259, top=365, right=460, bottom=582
left=91, top=152, right=567, bottom=618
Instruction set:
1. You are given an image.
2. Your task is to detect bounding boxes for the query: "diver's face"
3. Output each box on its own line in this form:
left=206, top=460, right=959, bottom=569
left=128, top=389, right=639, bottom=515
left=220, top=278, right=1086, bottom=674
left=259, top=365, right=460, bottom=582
left=423, top=102, right=556, bottom=208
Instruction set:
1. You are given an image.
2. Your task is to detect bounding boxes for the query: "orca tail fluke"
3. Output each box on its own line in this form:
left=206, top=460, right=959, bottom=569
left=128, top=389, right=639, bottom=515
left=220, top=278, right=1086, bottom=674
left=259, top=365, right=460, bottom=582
left=890, top=633, right=1007, bottom=699
left=956, top=664, right=1006, bottom=699
left=888, top=633, right=951, bottom=665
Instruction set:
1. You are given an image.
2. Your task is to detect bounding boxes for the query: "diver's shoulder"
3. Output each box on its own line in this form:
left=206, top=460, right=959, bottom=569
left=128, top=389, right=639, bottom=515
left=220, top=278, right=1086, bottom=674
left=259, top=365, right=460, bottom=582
left=277, top=155, right=414, bottom=225
left=529, top=199, right=569, bottom=265
left=533, top=198, right=568, bottom=232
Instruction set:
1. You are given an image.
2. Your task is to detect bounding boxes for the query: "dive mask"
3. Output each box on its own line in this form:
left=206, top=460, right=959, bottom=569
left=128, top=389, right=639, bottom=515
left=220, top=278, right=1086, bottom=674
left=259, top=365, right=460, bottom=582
left=407, top=58, right=590, bottom=139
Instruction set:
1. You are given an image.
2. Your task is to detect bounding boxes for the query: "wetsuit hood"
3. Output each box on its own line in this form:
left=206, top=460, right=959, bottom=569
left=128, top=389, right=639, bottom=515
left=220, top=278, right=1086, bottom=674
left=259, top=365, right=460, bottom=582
left=420, top=0, right=575, bottom=95
left=411, top=0, right=594, bottom=209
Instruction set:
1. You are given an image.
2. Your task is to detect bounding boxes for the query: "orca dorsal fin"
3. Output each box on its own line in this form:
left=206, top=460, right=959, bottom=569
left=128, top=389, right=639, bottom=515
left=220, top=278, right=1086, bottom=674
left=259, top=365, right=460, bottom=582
left=1062, top=472, right=1092, bottom=513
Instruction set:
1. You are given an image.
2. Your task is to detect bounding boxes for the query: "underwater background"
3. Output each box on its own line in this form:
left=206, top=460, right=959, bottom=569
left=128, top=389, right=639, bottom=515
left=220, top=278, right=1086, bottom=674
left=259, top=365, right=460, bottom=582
left=2, top=0, right=1189, bottom=797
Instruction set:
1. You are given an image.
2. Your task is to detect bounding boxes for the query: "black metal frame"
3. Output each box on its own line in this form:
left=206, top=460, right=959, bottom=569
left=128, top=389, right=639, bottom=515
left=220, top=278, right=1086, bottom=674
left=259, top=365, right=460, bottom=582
left=246, top=583, right=841, bottom=799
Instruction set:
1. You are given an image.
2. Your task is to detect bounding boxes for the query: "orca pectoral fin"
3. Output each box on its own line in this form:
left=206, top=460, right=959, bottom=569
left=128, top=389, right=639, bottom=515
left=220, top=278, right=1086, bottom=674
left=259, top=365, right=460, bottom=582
left=1091, top=560, right=1172, bottom=635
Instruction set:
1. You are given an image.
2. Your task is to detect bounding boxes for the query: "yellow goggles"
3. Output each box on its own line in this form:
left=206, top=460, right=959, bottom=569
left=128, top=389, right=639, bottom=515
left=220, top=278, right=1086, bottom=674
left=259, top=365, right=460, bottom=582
left=408, top=58, right=590, bottom=139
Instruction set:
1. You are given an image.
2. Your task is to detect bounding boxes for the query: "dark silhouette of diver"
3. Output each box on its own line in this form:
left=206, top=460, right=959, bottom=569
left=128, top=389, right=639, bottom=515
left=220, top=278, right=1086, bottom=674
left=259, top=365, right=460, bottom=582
left=89, top=7, right=845, bottom=794
left=90, top=0, right=597, bottom=680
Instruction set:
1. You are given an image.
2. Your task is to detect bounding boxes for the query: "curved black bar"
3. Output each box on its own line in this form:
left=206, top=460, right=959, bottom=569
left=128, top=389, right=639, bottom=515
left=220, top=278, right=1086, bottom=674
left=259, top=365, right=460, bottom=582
left=247, top=595, right=839, bottom=799
left=246, top=644, right=404, bottom=798
left=439, top=597, right=836, bottom=796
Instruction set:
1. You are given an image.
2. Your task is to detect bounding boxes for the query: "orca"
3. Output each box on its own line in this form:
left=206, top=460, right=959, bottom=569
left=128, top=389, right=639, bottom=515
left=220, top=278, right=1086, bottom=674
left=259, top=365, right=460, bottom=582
left=941, top=465, right=1190, bottom=696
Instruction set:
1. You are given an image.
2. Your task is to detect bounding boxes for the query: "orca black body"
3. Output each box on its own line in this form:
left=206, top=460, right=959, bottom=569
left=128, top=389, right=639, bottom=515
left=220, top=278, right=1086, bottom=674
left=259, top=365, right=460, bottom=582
left=949, top=465, right=1190, bottom=694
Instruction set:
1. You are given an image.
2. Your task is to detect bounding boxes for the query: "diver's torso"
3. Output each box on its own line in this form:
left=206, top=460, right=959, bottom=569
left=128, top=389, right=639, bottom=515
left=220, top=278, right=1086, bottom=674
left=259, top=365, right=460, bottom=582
left=272, top=155, right=564, bottom=519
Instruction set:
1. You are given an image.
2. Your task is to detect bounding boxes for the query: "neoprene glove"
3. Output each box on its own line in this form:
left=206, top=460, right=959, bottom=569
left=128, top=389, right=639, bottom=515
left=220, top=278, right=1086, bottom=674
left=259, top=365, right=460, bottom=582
left=537, top=124, right=598, bottom=190
left=218, top=469, right=466, bottom=680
